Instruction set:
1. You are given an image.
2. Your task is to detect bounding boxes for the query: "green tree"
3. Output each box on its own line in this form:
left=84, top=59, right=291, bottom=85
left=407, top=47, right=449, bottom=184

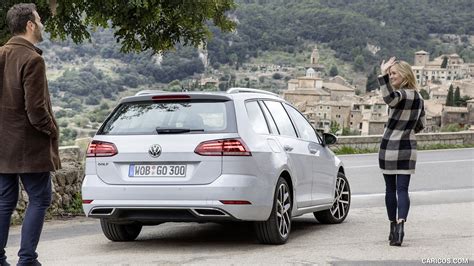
left=329, top=65, right=339, bottom=77
left=441, top=56, right=448, bottom=68
left=354, top=55, right=365, bottom=72
left=454, top=86, right=461, bottom=106
left=419, top=89, right=430, bottom=99
left=272, top=73, right=283, bottom=80
left=458, top=95, right=472, bottom=107
left=446, top=84, right=454, bottom=106
left=330, top=121, right=341, bottom=134
left=366, top=66, right=379, bottom=92
left=1, top=0, right=236, bottom=53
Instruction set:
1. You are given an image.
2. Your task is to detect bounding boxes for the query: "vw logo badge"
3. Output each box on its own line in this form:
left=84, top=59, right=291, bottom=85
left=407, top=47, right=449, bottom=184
left=148, top=144, right=162, bottom=158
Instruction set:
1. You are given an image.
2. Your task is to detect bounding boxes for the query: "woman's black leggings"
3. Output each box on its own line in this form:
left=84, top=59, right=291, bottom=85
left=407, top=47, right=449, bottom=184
left=383, top=174, right=411, bottom=222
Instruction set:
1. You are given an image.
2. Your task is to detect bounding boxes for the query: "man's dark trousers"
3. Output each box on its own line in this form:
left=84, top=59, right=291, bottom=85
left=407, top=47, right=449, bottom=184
left=0, top=172, right=51, bottom=265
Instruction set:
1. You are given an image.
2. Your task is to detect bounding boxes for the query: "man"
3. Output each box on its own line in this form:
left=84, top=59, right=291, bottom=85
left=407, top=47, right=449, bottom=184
left=0, top=3, right=60, bottom=266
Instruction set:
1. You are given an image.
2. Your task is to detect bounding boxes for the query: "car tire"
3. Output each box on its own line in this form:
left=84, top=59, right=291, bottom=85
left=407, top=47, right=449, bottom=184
left=314, top=172, right=351, bottom=224
left=254, top=177, right=292, bottom=245
left=100, top=219, right=142, bottom=241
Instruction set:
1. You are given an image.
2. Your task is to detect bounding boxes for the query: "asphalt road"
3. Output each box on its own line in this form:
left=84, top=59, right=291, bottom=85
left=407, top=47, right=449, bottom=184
left=4, top=148, right=474, bottom=265
left=341, top=148, right=474, bottom=194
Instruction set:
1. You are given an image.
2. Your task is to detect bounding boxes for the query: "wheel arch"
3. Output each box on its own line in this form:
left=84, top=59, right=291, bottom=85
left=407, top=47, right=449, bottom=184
left=338, top=166, right=345, bottom=175
left=279, top=170, right=294, bottom=207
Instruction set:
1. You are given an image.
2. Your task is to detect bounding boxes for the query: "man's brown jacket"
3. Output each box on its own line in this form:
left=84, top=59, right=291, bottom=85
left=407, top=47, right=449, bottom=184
left=0, top=36, right=60, bottom=173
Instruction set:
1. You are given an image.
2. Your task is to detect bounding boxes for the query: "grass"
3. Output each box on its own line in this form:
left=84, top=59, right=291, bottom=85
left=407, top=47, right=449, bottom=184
left=333, top=146, right=377, bottom=155
left=62, top=192, right=85, bottom=216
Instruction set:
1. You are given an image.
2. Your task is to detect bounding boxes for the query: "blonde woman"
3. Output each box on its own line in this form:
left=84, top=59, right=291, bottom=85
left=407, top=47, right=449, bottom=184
left=378, top=57, right=426, bottom=246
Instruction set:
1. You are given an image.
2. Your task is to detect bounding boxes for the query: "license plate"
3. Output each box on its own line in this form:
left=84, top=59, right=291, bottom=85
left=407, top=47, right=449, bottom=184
left=129, top=164, right=187, bottom=177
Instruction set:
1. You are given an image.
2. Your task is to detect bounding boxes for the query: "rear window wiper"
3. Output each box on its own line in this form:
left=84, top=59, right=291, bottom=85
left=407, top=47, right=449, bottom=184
left=156, top=127, right=205, bottom=134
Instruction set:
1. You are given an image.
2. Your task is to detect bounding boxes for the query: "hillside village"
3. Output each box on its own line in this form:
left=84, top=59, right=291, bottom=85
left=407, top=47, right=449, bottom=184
left=280, top=47, right=474, bottom=135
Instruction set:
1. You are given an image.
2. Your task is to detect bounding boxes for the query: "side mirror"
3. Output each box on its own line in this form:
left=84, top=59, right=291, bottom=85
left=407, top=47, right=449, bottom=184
left=322, top=133, right=337, bottom=146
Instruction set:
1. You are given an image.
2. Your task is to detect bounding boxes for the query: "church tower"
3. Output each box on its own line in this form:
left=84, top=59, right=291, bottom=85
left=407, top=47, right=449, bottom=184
left=414, top=50, right=429, bottom=66
left=310, top=46, right=319, bottom=65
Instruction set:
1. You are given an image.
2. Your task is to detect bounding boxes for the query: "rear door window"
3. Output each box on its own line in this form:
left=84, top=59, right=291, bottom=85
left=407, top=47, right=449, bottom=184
left=245, top=101, right=270, bottom=134
left=263, top=101, right=297, bottom=138
left=259, top=101, right=279, bottom=134
left=99, top=100, right=235, bottom=135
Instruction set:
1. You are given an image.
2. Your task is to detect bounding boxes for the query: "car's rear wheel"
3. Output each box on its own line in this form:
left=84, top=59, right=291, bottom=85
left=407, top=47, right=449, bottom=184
left=314, top=172, right=351, bottom=224
left=254, top=177, right=292, bottom=244
left=100, top=219, right=142, bottom=241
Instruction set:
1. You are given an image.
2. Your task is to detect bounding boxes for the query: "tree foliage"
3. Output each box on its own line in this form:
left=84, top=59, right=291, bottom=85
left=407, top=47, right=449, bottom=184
left=441, top=56, right=448, bottom=68
left=353, top=55, right=365, bottom=71
left=329, top=65, right=339, bottom=77
left=365, top=66, right=379, bottom=92
left=0, top=0, right=236, bottom=53
left=330, top=120, right=341, bottom=134
left=419, top=88, right=430, bottom=100
left=446, top=84, right=454, bottom=106
left=454, top=86, right=461, bottom=107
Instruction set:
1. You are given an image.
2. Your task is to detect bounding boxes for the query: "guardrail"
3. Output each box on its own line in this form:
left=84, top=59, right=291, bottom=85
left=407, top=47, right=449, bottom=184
left=332, top=131, right=474, bottom=151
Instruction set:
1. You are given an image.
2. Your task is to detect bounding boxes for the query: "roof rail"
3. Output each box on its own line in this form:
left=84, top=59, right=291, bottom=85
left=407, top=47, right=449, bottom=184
left=134, top=90, right=166, bottom=96
left=226, top=87, right=280, bottom=98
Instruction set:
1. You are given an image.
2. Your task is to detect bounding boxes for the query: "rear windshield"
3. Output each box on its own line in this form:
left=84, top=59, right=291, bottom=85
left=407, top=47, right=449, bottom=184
left=98, top=100, right=236, bottom=135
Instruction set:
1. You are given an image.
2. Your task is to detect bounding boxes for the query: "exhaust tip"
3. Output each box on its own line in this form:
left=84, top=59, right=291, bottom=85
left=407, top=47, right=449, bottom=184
left=90, top=208, right=114, bottom=215
left=192, top=208, right=227, bottom=216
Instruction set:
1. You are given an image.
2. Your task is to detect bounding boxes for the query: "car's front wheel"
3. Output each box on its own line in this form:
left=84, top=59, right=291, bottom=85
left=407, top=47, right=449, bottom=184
left=314, top=172, right=351, bottom=224
left=100, top=219, right=142, bottom=241
left=254, top=177, right=292, bottom=244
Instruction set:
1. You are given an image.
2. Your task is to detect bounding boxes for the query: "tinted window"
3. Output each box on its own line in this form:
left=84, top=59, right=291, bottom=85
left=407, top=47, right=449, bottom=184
left=259, top=101, right=279, bottom=134
left=284, top=104, right=319, bottom=143
left=245, top=101, right=269, bottom=134
left=100, top=100, right=234, bottom=135
left=264, top=101, right=297, bottom=137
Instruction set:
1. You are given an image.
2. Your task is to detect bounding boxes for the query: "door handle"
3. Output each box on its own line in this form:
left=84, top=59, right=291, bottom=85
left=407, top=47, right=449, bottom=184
left=283, top=145, right=293, bottom=152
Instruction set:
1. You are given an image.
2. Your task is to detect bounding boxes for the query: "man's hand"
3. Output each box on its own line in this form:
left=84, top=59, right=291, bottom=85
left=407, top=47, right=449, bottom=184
left=381, top=57, right=396, bottom=75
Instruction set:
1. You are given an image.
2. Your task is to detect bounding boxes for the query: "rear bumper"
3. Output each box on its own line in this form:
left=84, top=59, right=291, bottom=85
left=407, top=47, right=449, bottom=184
left=81, top=173, right=274, bottom=222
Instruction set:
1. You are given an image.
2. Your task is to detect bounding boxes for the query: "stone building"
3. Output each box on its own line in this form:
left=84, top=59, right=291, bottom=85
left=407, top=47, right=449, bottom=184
left=466, top=99, right=474, bottom=126
left=428, top=85, right=448, bottom=102
left=424, top=100, right=443, bottom=132
left=304, top=101, right=351, bottom=132
left=283, top=68, right=357, bottom=132
left=322, top=82, right=356, bottom=101
left=451, top=80, right=474, bottom=98
left=442, top=106, right=469, bottom=127
left=348, top=92, right=389, bottom=136
left=412, top=51, right=470, bottom=86
left=310, top=47, right=319, bottom=65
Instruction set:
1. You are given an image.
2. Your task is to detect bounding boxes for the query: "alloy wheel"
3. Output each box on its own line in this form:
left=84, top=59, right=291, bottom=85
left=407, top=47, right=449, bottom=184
left=330, top=175, right=350, bottom=220
left=276, top=183, right=291, bottom=238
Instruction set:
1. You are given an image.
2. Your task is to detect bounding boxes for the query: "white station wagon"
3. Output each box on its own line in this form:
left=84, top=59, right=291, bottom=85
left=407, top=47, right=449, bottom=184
left=82, top=88, right=351, bottom=244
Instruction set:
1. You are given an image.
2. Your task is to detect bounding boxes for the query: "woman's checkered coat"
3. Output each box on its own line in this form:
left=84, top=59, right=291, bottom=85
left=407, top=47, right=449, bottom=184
left=377, top=74, right=426, bottom=174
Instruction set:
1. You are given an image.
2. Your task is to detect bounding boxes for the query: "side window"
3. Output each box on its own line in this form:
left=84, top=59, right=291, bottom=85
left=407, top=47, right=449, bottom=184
left=264, top=101, right=297, bottom=138
left=245, top=101, right=269, bottom=134
left=259, top=101, right=279, bottom=134
left=284, top=104, right=319, bottom=143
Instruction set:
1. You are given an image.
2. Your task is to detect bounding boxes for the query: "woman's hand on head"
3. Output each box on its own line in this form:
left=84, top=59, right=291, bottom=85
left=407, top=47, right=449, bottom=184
left=381, top=57, right=396, bottom=75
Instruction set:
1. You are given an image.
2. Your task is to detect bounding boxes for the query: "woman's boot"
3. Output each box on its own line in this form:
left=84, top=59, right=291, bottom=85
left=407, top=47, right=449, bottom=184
left=389, top=221, right=397, bottom=241
left=390, top=221, right=405, bottom=246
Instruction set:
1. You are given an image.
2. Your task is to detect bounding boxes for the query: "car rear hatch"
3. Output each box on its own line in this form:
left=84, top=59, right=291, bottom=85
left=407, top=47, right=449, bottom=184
left=88, top=93, right=239, bottom=185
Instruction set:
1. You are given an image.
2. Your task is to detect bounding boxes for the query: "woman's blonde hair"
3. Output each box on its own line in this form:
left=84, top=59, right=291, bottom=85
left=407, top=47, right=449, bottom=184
left=390, top=60, right=418, bottom=90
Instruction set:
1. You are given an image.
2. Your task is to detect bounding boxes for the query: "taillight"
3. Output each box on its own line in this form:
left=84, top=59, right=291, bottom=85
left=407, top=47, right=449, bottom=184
left=82, top=199, right=93, bottom=204
left=86, top=140, right=118, bottom=157
left=194, top=138, right=251, bottom=156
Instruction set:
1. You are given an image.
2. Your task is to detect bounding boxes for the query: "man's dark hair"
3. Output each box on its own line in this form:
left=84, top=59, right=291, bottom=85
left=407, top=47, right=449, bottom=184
left=6, top=3, right=37, bottom=35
